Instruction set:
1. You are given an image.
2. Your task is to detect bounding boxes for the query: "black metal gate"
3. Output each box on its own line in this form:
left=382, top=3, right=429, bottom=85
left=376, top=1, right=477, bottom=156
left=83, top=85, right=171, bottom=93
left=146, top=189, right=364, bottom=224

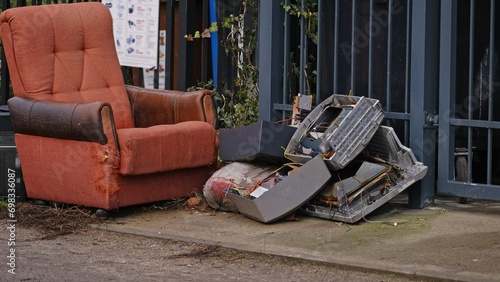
left=439, top=0, right=500, bottom=201
left=258, top=0, right=439, bottom=207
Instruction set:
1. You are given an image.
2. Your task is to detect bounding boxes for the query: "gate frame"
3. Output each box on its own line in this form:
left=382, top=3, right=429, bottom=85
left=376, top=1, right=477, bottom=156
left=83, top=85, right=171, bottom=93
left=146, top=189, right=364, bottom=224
left=438, top=0, right=500, bottom=200
left=257, top=0, right=438, bottom=208
left=408, top=0, right=439, bottom=208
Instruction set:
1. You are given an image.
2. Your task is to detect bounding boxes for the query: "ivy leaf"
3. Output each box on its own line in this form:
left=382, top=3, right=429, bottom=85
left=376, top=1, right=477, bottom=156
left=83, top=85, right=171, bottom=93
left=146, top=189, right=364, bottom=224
left=210, top=22, right=218, bottom=32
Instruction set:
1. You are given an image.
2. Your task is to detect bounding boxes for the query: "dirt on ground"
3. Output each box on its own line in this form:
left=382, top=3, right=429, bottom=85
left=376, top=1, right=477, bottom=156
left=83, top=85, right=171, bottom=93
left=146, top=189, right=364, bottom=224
left=0, top=198, right=428, bottom=282
left=0, top=197, right=199, bottom=238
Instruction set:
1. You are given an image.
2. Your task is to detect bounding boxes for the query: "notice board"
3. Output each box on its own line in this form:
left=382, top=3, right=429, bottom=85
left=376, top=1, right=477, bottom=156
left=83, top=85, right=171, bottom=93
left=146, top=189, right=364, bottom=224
left=102, top=0, right=160, bottom=68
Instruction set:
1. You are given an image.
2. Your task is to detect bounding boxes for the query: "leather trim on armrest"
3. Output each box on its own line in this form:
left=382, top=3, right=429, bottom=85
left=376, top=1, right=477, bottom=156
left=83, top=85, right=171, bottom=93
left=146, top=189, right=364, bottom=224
left=7, top=96, right=113, bottom=145
left=126, top=85, right=218, bottom=128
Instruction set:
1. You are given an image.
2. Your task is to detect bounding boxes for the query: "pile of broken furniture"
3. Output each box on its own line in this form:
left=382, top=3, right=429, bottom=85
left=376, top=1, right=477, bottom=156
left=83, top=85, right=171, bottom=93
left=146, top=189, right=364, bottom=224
left=204, top=94, right=428, bottom=224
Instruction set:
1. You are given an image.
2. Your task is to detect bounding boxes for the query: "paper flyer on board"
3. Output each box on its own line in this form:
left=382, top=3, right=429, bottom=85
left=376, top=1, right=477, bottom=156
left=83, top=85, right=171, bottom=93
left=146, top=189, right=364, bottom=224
left=102, top=0, right=159, bottom=69
left=143, top=30, right=166, bottom=89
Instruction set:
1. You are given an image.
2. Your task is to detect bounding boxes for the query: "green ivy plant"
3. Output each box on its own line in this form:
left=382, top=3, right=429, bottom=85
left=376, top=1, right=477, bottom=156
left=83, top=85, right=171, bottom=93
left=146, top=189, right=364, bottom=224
left=187, top=0, right=259, bottom=128
left=282, top=0, right=318, bottom=44
left=219, top=0, right=259, bottom=128
left=282, top=0, right=318, bottom=97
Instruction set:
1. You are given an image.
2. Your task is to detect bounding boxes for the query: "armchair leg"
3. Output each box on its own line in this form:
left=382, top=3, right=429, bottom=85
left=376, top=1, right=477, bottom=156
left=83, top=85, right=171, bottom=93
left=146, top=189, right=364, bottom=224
left=95, top=209, right=110, bottom=218
left=34, top=200, right=47, bottom=206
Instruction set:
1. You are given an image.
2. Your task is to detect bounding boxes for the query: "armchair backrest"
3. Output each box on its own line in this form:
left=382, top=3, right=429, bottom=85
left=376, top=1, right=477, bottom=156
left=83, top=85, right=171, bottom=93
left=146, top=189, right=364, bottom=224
left=0, top=2, right=133, bottom=129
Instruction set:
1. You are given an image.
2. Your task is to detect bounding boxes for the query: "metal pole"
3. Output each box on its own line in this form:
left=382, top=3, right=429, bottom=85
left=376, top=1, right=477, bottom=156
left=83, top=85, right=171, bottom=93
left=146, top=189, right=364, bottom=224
left=283, top=0, right=290, bottom=120
left=333, top=0, right=339, bottom=93
left=368, top=0, right=374, bottom=98
left=404, top=0, right=412, bottom=145
left=386, top=0, right=393, bottom=113
left=164, top=0, right=175, bottom=90
left=467, top=0, right=475, bottom=183
left=487, top=0, right=495, bottom=184
left=258, top=0, right=285, bottom=122
left=409, top=0, right=439, bottom=208
left=299, top=0, right=306, bottom=96
left=438, top=0, right=458, bottom=192
left=350, top=0, right=356, bottom=94
left=177, top=0, right=195, bottom=90
left=316, top=0, right=322, bottom=105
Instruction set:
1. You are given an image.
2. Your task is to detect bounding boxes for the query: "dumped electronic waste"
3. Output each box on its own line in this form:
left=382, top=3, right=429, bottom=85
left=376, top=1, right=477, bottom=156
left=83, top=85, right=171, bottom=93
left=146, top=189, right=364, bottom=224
left=209, top=94, right=427, bottom=224
left=225, top=155, right=331, bottom=223
left=299, top=126, right=428, bottom=223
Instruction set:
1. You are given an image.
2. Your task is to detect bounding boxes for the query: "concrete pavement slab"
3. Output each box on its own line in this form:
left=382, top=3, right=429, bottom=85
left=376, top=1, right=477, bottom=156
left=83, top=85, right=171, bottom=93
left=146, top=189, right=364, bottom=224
left=92, top=195, right=500, bottom=282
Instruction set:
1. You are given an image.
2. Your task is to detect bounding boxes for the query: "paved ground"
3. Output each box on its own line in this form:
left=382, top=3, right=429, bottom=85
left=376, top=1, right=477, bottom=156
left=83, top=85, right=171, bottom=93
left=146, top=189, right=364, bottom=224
left=92, top=195, right=500, bottom=282
left=2, top=194, right=499, bottom=281
left=2, top=227, right=426, bottom=282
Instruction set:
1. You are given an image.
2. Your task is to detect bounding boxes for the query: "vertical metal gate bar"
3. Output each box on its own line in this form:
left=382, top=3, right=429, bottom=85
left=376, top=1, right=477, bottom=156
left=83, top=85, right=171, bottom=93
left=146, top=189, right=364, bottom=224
left=201, top=0, right=209, bottom=84
left=368, top=0, right=374, bottom=98
left=177, top=0, right=194, bottom=90
left=16, top=0, right=26, bottom=7
left=164, top=0, right=175, bottom=90
left=488, top=0, right=495, bottom=125
left=438, top=0, right=457, bottom=189
left=316, top=0, right=322, bottom=105
left=303, top=0, right=308, bottom=96
left=153, top=2, right=160, bottom=90
left=487, top=129, right=493, bottom=184
left=466, top=114, right=472, bottom=183
left=404, top=0, right=412, bottom=145
left=386, top=0, right=394, bottom=113
left=409, top=0, right=439, bottom=208
left=299, top=0, right=306, bottom=95
left=350, top=0, right=356, bottom=94
left=283, top=0, right=290, bottom=120
left=467, top=0, right=475, bottom=183
left=487, top=0, right=495, bottom=184
left=137, top=67, right=144, bottom=87
left=258, top=0, right=285, bottom=121
left=333, top=0, right=339, bottom=93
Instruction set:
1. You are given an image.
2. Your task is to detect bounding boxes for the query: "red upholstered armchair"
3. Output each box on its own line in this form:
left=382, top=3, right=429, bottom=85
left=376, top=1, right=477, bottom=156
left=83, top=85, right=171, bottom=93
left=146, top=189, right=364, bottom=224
left=0, top=3, right=219, bottom=210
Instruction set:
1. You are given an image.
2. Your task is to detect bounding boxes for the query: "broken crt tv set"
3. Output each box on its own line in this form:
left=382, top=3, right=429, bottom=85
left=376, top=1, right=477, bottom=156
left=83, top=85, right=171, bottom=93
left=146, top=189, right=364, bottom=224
left=299, top=126, right=428, bottom=223
left=285, top=94, right=385, bottom=170
left=226, top=155, right=331, bottom=223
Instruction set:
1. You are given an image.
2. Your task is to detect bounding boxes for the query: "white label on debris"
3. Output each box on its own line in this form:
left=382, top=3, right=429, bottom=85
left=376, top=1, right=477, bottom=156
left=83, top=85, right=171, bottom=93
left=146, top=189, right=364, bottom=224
left=250, top=186, right=269, bottom=198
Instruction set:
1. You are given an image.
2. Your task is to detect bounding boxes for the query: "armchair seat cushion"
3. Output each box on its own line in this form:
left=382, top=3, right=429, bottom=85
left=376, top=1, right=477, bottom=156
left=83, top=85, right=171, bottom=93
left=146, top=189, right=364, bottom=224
left=117, top=121, right=217, bottom=175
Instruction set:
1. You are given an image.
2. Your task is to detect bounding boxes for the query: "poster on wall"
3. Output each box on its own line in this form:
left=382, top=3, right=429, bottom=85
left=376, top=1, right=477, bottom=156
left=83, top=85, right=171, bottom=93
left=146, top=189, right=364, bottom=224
left=102, top=0, right=159, bottom=69
left=143, top=30, right=166, bottom=89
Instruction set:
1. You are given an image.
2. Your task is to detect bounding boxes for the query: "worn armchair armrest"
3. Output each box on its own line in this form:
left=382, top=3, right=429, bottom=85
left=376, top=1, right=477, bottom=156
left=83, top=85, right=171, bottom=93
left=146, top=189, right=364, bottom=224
left=7, top=96, right=115, bottom=145
left=126, top=85, right=218, bottom=128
